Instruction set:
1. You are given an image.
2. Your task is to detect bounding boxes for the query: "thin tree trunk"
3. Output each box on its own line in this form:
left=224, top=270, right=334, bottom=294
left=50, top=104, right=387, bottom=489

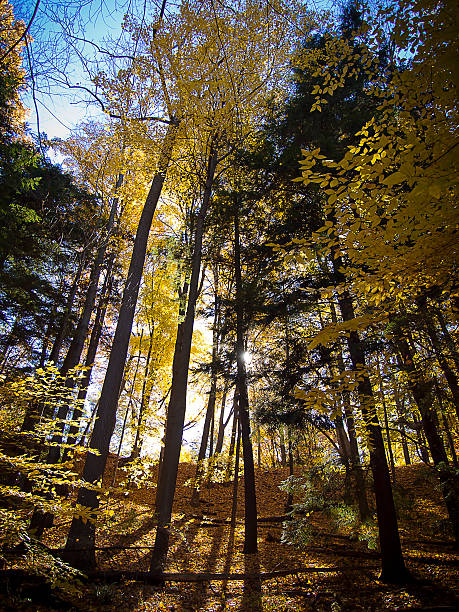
left=286, top=430, right=294, bottom=510
left=419, top=303, right=459, bottom=419
left=190, top=280, right=220, bottom=504
left=328, top=299, right=370, bottom=520
left=335, top=414, right=353, bottom=505
left=63, top=121, right=178, bottom=569
left=208, top=409, right=215, bottom=459
left=225, top=388, right=239, bottom=480
left=334, top=283, right=408, bottom=582
left=131, top=325, right=155, bottom=461
left=47, top=255, right=86, bottom=366
left=150, top=145, right=217, bottom=573
left=376, top=355, right=396, bottom=483
left=413, top=414, right=430, bottom=463
left=231, top=416, right=241, bottom=527
left=47, top=174, right=124, bottom=463
left=394, top=390, right=411, bottom=466
left=436, top=308, right=459, bottom=372
left=65, top=256, right=116, bottom=452
left=436, top=381, right=458, bottom=467
left=395, top=333, right=459, bottom=545
left=190, top=377, right=217, bottom=505
left=270, top=434, right=277, bottom=469
left=233, top=206, right=257, bottom=555
left=215, top=378, right=230, bottom=455
left=279, top=429, right=287, bottom=466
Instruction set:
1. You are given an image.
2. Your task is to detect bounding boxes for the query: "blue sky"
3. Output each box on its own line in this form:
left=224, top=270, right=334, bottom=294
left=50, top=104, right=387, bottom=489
left=17, top=0, right=166, bottom=140
left=18, top=0, right=340, bottom=142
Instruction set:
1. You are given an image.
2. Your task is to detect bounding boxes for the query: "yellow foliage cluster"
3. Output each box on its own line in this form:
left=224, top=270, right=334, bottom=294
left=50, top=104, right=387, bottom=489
left=295, top=0, right=458, bottom=341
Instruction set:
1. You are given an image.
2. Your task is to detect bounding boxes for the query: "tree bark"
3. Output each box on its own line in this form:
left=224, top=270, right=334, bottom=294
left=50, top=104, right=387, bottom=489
left=150, top=145, right=218, bottom=573
left=131, top=325, right=155, bottom=461
left=393, top=389, right=411, bottom=466
left=329, top=300, right=370, bottom=520
left=225, top=387, right=239, bottom=480
left=376, top=355, right=396, bottom=483
left=231, top=415, right=241, bottom=527
left=214, top=377, right=230, bottom=455
left=63, top=121, right=178, bottom=569
left=233, top=206, right=257, bottom=554
left=190, top=279, right=220, bottom=504
left=419, top=303, right=459, bottom=419
left=334, top=283, right=408, bottom=582
left=395, top=333, right=459, bottom=545
left=47, top=174, right=124, bottom=463
left=65, top=255, right=116, bottom=452
left=47, top=254, right=86, bottom=367
left=436, top=308, right=459, bottom=373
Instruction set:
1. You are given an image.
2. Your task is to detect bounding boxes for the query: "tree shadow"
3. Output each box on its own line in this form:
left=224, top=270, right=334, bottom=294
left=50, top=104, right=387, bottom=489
left=108, top=507, right=158, bottom=549
left=176, top=523, right=225, bottom=611
left=240, top=552, right=262, bottom=612
left=220, top=524, right=236, bottom=600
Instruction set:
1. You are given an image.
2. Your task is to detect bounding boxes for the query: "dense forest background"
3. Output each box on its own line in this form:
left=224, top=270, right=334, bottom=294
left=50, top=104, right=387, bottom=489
left=0, top=0, right=457, bottom=609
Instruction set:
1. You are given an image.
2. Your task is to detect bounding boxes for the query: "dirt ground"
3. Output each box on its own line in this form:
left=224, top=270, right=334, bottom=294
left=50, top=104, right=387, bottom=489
left=4, top=461, right=459, bottom=611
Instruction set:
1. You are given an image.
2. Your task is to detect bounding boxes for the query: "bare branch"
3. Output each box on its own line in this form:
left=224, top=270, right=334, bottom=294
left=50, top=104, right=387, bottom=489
left=0, top=0, right=40, bottom=63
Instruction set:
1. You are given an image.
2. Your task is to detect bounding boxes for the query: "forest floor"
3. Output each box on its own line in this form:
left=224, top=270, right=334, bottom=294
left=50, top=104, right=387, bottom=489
left=3, top=460, right=459, bottom=611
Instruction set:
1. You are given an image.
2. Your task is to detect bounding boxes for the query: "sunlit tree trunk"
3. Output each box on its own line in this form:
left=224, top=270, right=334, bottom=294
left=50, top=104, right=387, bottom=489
left=225, top=387, right=239, bottom=480
left=214, top=377, right=230, bottom=455
left=436, top=381, right=458, bottom=467
left=335, top=413, right=353, bottom=505
left=393, top=389, right=411, bottom=466
left=130, top=325, right=155, bottom=461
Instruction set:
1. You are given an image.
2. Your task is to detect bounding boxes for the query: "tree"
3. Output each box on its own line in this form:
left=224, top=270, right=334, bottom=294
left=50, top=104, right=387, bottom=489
left=286, top=0, right=458, bottom=561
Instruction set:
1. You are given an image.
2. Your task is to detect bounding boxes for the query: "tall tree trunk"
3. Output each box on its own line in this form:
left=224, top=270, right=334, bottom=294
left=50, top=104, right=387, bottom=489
left=418, top=302, right=459, bottom=418
left=225, top=387, right=239, bottom=480
left=413, top=414, right=430, bottom=463
left=47, top=174, right=124, bottom=463
left=150, top=145, right=218, bottom=573
left=65, top=255, right=116, bottom=452
left=329, top=300, right=370, bottom=520
left=376, top=355, right=396, bottom=483
left=131, top=326, right=155, bottom=461
left=395, top=333, right=459, bottom=545
left=63, top=121, right=178, bottom=569
left=436, top=381, right=458, bottom=467
left=393, top=389, right=411, bottom=466
left=333, top=278, right=408, bottom=582
left=231, top=415, right=241, bottom=527
left=335, top=414, right=353, bottom=505
left=214, top=378, right=230, bottom=455
left=190, top=378, right=217, bottom=505
left=436, top=308, right=459, bottom=372
left=286, top=430, right=294, bottom=510
left=190, top=277, right=220, bottom=504
left=279, top=428, right=287, bottom=466
left=233, top=206, right=257, bottom=554
left=47, top=254, right=86, bottom=367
